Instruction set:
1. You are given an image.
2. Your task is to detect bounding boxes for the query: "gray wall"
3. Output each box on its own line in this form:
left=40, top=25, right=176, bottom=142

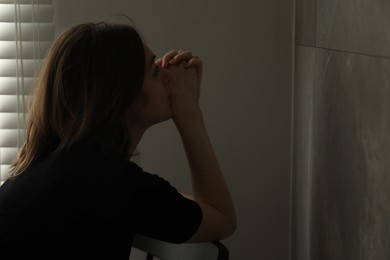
left=293, top=0, right=390, bottom=260
left=54, top=1, right=294, bottom=259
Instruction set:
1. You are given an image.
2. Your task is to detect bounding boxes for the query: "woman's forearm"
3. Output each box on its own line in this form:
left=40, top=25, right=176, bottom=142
left=174, top=109, right=237, bottom=228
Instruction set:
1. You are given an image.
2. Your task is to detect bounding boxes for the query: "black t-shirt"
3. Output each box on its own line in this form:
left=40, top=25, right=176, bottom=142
left=0, top=141, right=202, bottom=260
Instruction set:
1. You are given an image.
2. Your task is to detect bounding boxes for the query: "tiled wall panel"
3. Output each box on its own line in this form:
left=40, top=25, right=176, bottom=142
left=311, top=49, right=390, bottom=260
left=317, top=0, right=390, bottom=57
left=293, top=0, right=390, bottom=259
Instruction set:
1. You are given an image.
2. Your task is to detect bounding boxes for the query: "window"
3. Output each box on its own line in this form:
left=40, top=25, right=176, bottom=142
left=0, top=0, right=54, bottom=185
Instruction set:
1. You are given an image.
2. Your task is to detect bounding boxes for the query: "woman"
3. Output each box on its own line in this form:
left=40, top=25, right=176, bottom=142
left=0, top=21, right=236, bottom=259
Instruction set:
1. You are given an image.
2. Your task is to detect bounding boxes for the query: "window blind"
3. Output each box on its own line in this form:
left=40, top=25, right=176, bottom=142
left=0, top=0, right=54, bottom=185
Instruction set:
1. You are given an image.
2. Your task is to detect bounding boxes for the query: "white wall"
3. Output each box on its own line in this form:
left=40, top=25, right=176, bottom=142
left=54, top=1, right=294, bottom=259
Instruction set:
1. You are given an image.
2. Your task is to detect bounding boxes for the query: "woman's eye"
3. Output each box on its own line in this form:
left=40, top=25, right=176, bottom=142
left=153, top=65, right=160, bottom=77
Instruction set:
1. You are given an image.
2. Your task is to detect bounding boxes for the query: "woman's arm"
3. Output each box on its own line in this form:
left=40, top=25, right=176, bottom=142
left=158, top=51, right=237, bottom=242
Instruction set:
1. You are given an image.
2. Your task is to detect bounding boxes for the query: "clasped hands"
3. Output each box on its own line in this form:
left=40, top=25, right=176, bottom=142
left=156, top=50, right=203, bottom=120
left=156, top=49, right=202, bottom=85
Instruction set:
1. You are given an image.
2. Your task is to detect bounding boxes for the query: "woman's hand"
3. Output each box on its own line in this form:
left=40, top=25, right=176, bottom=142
left=157, top=50, right=203, bottom=123
left=157, top=49, right=202, bottom=88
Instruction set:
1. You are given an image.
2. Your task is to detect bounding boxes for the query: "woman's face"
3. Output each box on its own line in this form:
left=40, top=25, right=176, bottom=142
left=128, top=45, right=173, bottom=129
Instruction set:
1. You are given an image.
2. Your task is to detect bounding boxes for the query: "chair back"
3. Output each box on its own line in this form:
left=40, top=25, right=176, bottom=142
left=131, top=235, right=229, bottom=260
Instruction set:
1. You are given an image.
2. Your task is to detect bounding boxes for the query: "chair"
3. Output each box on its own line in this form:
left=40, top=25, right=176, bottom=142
left=131, top=235, right=229, bottom=260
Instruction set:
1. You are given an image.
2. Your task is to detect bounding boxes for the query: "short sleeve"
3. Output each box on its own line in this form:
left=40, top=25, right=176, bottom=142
left=97, top=161, right=202, bottom=244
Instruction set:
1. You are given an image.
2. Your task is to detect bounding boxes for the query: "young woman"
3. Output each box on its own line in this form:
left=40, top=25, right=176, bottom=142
left=0, top=21, right=236, bottom=259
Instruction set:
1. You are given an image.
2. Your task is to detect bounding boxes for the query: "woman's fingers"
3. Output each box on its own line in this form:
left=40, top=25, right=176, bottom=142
left=160, top=49, right=179, bottom=68
left=184, top=56, right=202, bottom=68
left=184, top=58, right=203, bottom=84
left=155, top=57, right=163, bottom=66
left=158, top=49, right=201, bottom=68
left=169, top=50, right=193, bottom=66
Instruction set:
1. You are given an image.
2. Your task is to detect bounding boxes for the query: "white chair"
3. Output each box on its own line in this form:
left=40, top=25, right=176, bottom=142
left=131, top=235, right=229, bottom=260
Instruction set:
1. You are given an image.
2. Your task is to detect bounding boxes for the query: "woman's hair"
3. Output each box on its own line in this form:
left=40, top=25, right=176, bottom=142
left=9, top=21, right=145, bottom=177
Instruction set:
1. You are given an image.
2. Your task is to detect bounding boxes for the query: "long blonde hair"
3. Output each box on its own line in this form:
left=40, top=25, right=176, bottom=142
left=9, top=21, right=145, bottom=177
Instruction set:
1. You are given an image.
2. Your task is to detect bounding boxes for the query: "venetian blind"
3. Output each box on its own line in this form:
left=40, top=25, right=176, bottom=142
left=0, top=0, right=54, bottom=185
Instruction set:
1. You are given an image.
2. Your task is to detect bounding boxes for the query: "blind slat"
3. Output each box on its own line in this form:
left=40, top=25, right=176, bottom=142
left=0, top=77, right=34, bottom=94
left=0, top=95, right=18, bottom=112
left=1, top=147, right=19, bottom=165
left=0, top=4, right=54, bottom=23
left=0, top=129, right=24, bottom=147
left=0, top=22, right=55, bottom=41
left=0, top=96, right=30, bottom=112
left=0, top=59, right=41, bottom=77
left=0, top=41, right=52, bottom=59
left=0, top=112, right=24, bottom=129
left=0, top=0, right=52, bottom=4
